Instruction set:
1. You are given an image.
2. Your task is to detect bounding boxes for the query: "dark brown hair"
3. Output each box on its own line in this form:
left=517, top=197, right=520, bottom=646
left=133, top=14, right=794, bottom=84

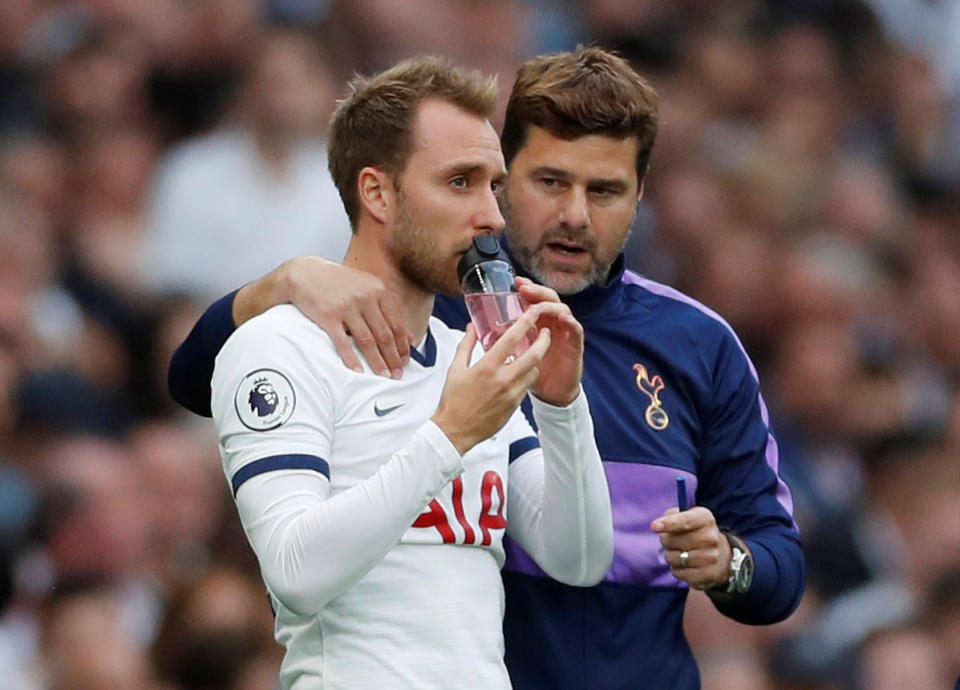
left=328, top=55, right=499, bottom=226
left=501, top=46, right=659, bottom=181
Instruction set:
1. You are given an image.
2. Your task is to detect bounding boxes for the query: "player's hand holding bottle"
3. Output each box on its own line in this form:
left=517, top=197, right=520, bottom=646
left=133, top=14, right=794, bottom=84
left=432, top=306, right=551, bottom=455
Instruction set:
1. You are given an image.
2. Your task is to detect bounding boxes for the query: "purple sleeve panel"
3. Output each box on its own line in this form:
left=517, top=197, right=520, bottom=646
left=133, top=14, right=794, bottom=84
left=505, top=461, right=696, bottom=588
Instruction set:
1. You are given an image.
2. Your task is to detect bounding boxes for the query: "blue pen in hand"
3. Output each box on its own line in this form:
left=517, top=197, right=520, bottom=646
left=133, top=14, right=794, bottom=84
left=676, top=476, right=688, bottom=512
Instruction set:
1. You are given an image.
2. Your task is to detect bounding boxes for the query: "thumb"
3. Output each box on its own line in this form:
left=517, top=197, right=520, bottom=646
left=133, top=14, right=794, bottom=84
left=454, top=323, right=479, bottom=368
left=650, top=507, right=680, bottom=533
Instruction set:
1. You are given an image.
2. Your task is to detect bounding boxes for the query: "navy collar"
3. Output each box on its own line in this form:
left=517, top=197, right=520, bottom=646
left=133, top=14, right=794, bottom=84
left=409, top=327, right=437, bottom=367
left=557, top=254, right=626, bottom=318
left=500, top=234, right=626, bottom=319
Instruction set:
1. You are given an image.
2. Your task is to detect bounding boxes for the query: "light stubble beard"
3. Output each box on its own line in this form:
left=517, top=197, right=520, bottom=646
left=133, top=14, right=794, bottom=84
left=387, top=190, right=462, bottom=297
left=501, top=193, right=633, bottom=296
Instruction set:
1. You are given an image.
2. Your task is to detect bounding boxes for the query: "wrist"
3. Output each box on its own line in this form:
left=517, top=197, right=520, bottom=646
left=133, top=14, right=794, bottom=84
left=233, top=263, right=287, bottom=327
left=232, top=282, right=259, bottom=326
left=430, top=414, right=475, bottom=456
left=278, top=256, right=335, bottom=305
left=709, top=532, right=754, bottom=595
left=531, top=385, right=581, bottom=409
left=276, top=257, right=302, bottom=306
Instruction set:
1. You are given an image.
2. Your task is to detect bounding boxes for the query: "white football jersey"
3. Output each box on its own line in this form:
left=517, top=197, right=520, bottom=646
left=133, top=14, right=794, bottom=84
left=211, top=305, right=612, bottom=689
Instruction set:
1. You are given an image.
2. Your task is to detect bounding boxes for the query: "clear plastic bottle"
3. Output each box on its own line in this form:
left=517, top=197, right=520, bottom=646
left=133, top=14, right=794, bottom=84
left=457, top=236, right=537, bottom=355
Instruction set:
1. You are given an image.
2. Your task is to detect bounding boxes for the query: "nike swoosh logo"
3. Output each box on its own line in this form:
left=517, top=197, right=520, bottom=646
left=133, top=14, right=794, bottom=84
left=374, top=402, right=404, bottom=417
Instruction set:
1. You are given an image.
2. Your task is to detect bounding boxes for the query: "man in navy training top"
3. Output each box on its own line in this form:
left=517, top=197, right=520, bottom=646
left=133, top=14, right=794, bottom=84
left=169, top=46, right=805, bottom=689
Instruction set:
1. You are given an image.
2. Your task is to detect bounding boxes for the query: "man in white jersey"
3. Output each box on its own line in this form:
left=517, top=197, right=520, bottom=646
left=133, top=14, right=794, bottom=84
left=209, top=56, right=613, bottom=689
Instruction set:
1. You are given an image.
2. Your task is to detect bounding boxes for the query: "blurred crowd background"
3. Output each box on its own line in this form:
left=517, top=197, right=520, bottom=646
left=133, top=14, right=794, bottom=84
left=1, top=0, right=959, bottom=688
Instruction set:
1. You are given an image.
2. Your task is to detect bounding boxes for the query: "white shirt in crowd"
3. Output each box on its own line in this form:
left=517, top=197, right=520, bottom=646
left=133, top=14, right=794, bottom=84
left=143, top=129, right=350, bottom=300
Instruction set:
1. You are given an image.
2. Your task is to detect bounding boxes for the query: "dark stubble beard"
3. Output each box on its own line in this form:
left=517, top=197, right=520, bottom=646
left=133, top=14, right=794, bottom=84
left=501, top=193, right=633, bottom=296
left=387, top=190, right=462, bottom=297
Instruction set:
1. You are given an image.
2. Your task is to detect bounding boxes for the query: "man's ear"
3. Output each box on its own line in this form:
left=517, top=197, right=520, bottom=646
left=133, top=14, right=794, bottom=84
left=637, top=179, right=645, bottom=201
left=357, top=166, right=394, bottom=225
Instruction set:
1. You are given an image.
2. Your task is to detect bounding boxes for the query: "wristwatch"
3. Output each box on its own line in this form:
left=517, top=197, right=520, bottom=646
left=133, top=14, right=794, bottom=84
left=723, top=533, right=754, bottom=594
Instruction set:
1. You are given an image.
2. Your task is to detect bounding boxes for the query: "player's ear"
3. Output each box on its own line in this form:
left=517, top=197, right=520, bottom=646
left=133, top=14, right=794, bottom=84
left=357, top=166, right=394, bottom=225
left=637, top=179, right=645, bottom=201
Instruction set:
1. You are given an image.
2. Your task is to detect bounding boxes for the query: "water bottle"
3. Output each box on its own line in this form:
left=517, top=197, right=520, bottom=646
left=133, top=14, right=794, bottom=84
left=457, top=236, right=537, bottom=355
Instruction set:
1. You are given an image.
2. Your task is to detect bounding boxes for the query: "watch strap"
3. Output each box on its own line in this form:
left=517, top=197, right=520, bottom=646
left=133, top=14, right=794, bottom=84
left=723, top=532, right=753, bottom=594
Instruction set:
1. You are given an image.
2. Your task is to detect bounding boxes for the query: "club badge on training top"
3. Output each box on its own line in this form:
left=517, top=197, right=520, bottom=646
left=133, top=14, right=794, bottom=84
left=633, top=363, right=669, bottom=431
left=235, top=368, right=296, bottom=431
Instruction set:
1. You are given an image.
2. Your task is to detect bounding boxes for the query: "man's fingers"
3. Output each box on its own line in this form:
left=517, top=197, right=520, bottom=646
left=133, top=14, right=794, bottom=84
left=658, top=529, right=718, bottom=553
left=343, top=314, right=390, bottom=378
left=454, top=323, right=478, bottom=367
left=664, top=546, right=726, bottom=590
left=495, top=327, right=551, bottom=384
left=361, top=304, right=406, bottom=378
left=328, top=327, right=365, bottom=374
left=559, top=313, right=584, bottom=345
left=514, top=326, right=551, bottom=366
left=484, top=305, right=541, bottom=363
left=529, top=302, right=577, bottom=338
left=666, top=548, right=704, bottom=571
left=517, top=280, right=562, bottom=305
left=380, top=292, right=412, bottom=368
left=512, top=363, right=541, bottom=398
left=651, top=506, right=712, bottom=534
left=515, top=276, right=535, bottom=288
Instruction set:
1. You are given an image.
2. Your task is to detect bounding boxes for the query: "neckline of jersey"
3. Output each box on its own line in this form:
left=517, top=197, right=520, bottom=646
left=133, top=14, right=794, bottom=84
left=409, top=327, right=437, bottom=367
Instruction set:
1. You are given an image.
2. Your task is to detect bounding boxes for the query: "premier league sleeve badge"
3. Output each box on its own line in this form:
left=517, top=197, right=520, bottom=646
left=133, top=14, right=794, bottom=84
left=234, top=368, right=296, bottom=431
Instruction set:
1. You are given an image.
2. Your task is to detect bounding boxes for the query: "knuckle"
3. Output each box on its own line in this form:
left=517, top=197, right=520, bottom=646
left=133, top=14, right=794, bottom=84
left=495, top=371, right=515, bottom=390
left=473, top=357, right=492, bottom=372
left=314, top=306, right=335, bottom=321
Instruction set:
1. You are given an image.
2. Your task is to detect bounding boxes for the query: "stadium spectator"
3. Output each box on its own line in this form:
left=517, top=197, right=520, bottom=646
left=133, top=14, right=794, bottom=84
left=141, top=27, right=350, bottom=301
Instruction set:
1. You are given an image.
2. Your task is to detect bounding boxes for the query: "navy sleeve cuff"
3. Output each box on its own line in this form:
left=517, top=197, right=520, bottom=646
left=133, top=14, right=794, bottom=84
left=710, top=534, right=805, bottom=625
left=168, top=290, right=239, bottom=417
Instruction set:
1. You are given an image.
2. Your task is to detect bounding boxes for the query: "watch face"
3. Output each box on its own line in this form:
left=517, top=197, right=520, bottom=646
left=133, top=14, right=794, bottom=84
left=733, top=547, right=754, bottom=593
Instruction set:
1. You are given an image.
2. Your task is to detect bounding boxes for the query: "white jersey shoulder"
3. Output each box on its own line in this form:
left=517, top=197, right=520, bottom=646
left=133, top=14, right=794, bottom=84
left=211, top=305, right=343, bottom=480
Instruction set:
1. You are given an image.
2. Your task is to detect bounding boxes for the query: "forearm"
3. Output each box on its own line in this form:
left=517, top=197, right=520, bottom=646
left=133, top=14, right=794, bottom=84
left=168, top=290, right=239, bottom=417
left=231, top=259, right=307, bottom=326
left=168, top=259, right=333, bottom=416
left=508, top=389, right=613, bottom=586
left=235, top=421, right=464, bottom=615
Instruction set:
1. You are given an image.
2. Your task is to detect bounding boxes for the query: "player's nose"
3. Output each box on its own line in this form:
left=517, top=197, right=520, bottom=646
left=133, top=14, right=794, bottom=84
left=475, top=185, right=505, bottom=234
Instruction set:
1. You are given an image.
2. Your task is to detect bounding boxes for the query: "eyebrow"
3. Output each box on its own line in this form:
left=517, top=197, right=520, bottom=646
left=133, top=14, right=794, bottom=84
left=529, top=166, right=629, bottom=191
left=439, top=162, right=507, bottom=182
